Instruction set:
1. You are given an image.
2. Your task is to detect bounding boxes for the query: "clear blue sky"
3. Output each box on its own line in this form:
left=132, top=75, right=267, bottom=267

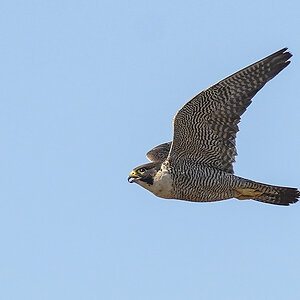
left=0, top=1, right=299, bottom=299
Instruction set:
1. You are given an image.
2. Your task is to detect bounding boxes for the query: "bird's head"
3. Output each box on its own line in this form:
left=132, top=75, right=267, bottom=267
left=127, top=162, right=161, bottom=186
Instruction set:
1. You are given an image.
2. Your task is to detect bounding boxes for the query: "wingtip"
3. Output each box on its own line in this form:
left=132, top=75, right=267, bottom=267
left=280, top=47, right=292, bottom=59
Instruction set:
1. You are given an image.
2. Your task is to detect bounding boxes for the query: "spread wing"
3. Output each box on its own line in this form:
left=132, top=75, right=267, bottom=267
left=146, top=142, right=172, bottom=162
left=169, top=48, right=292, bottom=173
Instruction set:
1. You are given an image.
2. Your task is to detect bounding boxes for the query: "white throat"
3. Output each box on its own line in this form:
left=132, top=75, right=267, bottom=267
left=137, top=163, right=173, bottom=199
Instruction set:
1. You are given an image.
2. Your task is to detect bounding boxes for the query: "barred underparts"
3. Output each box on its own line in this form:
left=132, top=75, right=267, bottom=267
left=128, top=48, right=299, bottom=206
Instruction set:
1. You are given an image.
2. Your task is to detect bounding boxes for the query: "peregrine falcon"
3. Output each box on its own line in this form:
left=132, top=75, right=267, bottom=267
left=128, top=48, right=299, bottom=206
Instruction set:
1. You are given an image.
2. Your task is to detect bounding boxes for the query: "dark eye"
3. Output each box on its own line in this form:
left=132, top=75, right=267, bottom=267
left=139, top=168, right=146, bottom=173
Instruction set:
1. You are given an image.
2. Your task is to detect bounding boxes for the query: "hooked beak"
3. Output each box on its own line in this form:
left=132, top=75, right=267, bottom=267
left=127, top=170, right=140, bottom=183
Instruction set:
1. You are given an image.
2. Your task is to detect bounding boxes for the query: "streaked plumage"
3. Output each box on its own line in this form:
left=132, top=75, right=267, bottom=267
left=128, top=48, right=299, bottom=206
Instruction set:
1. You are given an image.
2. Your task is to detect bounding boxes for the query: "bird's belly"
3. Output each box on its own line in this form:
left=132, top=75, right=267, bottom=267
left=172, top=167, right=236, bottom=202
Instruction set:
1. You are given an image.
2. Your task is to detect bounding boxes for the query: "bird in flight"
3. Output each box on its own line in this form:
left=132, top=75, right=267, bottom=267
left=128, top=48, right=299, bottom=205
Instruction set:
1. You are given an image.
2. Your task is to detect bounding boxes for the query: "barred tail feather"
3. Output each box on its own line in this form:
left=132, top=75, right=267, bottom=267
left=254, top=186, right=299, bottom=206
left=235, top=182, right=300, bottom=206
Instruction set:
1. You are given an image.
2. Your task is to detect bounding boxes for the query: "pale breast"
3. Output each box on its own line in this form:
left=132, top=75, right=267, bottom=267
left=138, top=163, right=174, bottom=199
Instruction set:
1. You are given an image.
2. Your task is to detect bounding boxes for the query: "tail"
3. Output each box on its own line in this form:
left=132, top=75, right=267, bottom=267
left=235, top=181, right=300, bottom=206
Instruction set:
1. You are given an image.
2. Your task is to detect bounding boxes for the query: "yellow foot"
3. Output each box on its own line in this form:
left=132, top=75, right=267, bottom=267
left=235, top=188, right=264, bottom=200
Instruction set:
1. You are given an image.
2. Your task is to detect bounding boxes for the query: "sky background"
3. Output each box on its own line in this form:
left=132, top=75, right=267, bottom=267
left=0, top=1, right=299, bottom=299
